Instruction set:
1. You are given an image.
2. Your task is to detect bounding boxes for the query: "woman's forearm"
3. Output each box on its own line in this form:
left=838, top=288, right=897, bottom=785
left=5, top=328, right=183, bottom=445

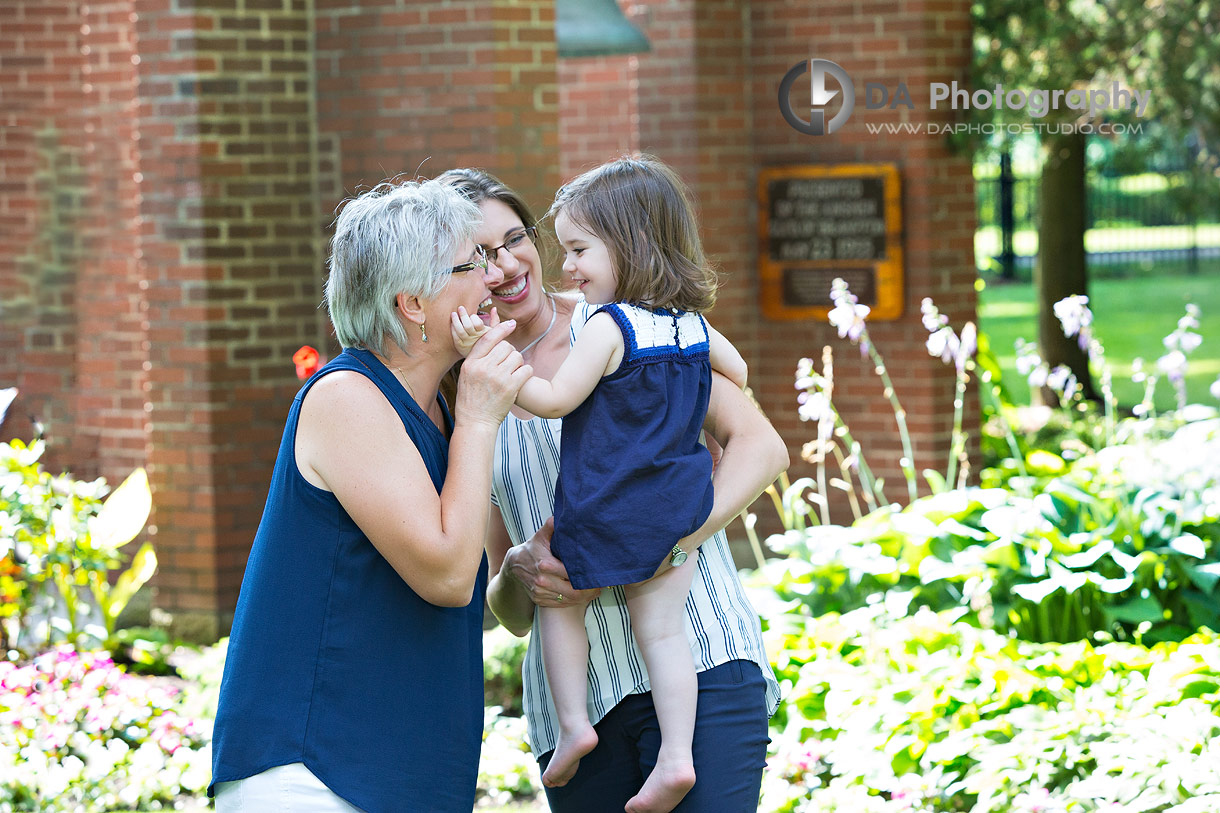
left=431, top=419, right=504, bottom=605
left=680, top=379, right=789, bottom=551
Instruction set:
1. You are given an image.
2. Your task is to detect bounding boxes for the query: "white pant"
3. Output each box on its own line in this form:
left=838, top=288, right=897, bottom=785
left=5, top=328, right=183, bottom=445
left=214, top=763, right=365, bottom=813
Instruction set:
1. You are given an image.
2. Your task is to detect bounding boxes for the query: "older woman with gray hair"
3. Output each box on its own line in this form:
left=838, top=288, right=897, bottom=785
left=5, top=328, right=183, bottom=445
left=209, top=178, right=532, bottom=812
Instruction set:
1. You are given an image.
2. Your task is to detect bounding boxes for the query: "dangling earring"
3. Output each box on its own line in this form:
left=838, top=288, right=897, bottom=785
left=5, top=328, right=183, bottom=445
left=419, top=320, right=428, bottom=343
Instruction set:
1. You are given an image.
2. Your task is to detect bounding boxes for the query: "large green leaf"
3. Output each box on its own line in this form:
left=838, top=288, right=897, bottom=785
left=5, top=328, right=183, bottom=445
left=90, top=468, right=151, bottom=549
left=1102, top=595, right=1166, bottom=626
left=1059, top=538, right=1113, bottom=569
left=1088, top=572, right=1134, bottom=594
left=1169, top=534, right=1207, bottom=560
left=937, top=518, right=990, bottom=543
left=979, top=538, right=1021, bottom=571
left=1187, top=562, right=1220, bottom=594
left=1012, top=579, right=1061, bottom=603
left=106, top=541, right=157, bottom=623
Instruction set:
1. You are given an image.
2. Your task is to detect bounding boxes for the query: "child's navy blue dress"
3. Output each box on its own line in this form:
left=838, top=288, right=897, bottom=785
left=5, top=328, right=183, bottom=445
left=552, top=302, right=715, bottom=589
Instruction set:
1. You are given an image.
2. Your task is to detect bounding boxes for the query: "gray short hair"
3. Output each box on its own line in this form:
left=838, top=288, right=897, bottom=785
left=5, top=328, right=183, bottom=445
left=325, top=178, right=481, bottom=357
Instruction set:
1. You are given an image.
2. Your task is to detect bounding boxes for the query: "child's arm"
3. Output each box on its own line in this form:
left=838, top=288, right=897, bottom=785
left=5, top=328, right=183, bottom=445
left=516, top=312, right=622, bottom=419
left=705, top=320, right=748, bottom=389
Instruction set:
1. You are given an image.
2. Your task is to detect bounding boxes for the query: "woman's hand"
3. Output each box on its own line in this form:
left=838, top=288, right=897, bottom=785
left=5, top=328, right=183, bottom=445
left=454, top=319, right=532, bottom=428
left=502, top=519, right=601, bottom=607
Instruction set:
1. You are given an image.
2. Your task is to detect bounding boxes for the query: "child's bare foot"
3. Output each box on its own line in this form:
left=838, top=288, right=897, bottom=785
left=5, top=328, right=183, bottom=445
left=542, top=724, right=598, bottom=788
left=624, top=758, right=695, bottom=813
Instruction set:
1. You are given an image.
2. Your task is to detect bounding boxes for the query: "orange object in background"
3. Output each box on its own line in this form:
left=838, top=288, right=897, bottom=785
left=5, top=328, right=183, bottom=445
left=293, top=346, right=321, bottom=380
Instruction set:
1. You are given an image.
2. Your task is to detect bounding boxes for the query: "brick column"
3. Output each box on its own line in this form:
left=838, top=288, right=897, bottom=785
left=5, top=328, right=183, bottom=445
left=77, top=0, right=148, bottom=483
left=132, top=0, right=324, bottom=638
left=0, top=1, right=88, bottom=465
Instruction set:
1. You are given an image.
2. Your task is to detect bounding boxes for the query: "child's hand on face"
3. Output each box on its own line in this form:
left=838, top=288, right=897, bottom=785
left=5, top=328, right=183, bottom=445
left=451, top=305, right=497, bottom=358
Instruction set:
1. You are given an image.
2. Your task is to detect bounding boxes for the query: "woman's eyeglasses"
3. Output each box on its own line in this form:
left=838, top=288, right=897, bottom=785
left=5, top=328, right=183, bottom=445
left=449, top=244, right=488, bottom=275
left=485, top=226, right=538, bottom=263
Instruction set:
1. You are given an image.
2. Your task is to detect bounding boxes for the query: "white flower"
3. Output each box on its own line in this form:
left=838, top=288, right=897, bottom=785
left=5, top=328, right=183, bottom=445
left=1131, top=357, right=1147, bottom=383
left=1211, top=376, right=1220, bottom=401
left=1016, top=339, right=1048, bottom=387
left=797, top=390, right=833, bottom=424
left=1179, top=304, right=1200, bottom=330
left=1157, top=350, right=1188, bottom=382
left=828, top=278, right=871, bottom=349
left=1053, top=294, right=1093, bottom=349
left=920, top=297, right=948, bottom=332
left=957, top=322, right=977, bottom=372
left=926, top=326, right=959, bottom=364
left=1047, top=365, right=1078, bottom=399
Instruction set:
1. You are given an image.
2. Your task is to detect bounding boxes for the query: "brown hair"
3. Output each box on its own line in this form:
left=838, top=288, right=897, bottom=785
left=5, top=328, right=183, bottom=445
left=435, top=167, right=540, bottom=232
left=549, top=155, right=718, bottom=312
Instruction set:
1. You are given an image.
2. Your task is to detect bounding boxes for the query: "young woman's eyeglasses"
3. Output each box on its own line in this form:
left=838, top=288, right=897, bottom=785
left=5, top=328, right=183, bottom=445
left=448, top=244, right=488, bottom=275
left=485, top=226, right=538, bottom=263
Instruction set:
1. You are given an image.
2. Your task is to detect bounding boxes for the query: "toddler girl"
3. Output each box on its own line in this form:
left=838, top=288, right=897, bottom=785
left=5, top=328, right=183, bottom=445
left=453, top=156, right=745, bottom=813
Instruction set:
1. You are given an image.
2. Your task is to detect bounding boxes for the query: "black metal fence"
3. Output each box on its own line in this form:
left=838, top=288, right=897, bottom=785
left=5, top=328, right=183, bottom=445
left=975, top=149, right=1220, bottom=279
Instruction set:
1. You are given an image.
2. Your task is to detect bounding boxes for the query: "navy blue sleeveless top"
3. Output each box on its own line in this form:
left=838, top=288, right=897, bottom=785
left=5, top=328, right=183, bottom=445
left=209, top=347, right=488, bottom=812
left=551, top=303, right=714, bottom=589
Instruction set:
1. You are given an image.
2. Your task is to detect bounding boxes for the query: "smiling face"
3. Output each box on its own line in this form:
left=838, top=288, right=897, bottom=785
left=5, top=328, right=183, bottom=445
left=428, top=238, right=502, bottom=350
left=554, top=210, right=617, bottom=305
left=477, top=199, right=545, bottom=321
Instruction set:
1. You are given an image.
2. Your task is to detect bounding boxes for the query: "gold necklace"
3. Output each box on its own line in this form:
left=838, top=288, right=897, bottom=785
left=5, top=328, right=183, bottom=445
left=374, top=352, right=417, bottom=403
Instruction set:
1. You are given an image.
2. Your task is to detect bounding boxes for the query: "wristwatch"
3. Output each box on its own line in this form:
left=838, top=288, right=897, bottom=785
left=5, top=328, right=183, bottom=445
left=669, top=545, right=688, bottom=567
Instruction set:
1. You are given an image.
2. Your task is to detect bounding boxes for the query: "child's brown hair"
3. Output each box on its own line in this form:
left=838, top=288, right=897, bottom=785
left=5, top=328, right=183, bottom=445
left=549, top=155, right=718, bottom=312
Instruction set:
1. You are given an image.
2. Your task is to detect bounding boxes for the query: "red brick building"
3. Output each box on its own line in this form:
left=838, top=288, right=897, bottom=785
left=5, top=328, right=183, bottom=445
left=1, top=0, right=978, bottom=639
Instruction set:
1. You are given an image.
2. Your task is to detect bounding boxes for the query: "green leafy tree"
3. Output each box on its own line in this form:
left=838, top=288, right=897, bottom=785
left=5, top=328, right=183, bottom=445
left=972, top=0, right=1220, bottom=401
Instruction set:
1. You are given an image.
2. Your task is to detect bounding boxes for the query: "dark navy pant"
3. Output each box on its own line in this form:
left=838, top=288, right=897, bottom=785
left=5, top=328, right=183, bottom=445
left=538, top=660, right=770, bottom=813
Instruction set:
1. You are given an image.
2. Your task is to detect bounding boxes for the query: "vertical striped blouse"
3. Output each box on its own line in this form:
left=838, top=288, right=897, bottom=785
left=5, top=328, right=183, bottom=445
left=490, top=299, right=781, bottom=758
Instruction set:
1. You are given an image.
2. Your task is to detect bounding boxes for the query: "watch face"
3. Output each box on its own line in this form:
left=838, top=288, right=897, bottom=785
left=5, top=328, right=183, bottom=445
left=671, top=549, right=688, bottom=567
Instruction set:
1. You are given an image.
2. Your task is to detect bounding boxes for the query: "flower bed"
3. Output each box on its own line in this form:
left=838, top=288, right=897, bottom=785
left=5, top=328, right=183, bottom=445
left=0, top=647, right=211, bottom=811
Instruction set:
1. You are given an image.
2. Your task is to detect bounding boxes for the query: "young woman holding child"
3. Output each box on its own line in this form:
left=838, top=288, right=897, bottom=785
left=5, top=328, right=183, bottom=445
left=440, top=158, right=786, bottom=813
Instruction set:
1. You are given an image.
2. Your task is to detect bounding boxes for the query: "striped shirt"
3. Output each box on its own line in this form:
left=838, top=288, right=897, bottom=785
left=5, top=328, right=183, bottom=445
left=490, top=300, right=781, bottom=757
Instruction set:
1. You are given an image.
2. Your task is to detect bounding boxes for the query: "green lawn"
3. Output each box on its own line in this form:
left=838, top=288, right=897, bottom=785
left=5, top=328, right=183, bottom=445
left=978, top=273, right=1220, bottom=410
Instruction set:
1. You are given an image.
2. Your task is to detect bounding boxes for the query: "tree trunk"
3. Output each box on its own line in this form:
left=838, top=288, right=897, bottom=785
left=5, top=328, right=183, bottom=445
left=1036, top=131, right=1096, bottom=402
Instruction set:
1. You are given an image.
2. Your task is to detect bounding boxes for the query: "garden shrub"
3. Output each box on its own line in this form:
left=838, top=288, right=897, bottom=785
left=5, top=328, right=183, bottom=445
left=753, top=601, right=1220, bottom=813
left=484, top=625, right=528, bottom=718
left=754, top=414, right=1220, bottom=645
left=0, top=439, right=156, bottom=658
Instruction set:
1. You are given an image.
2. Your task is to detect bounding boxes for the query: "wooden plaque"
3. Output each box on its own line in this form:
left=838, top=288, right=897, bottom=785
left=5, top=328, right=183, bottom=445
left=758, top=164, right=903, bottom=321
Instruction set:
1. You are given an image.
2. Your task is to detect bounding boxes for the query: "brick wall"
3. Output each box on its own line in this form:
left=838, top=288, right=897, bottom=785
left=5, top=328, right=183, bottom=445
left=314, top=0, right=560, bottom=233
left=77, top=0, right=147, bottom=485
left=557, top=48, right=637, bottom=180
left=747, top=0, right=980, bottom=518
